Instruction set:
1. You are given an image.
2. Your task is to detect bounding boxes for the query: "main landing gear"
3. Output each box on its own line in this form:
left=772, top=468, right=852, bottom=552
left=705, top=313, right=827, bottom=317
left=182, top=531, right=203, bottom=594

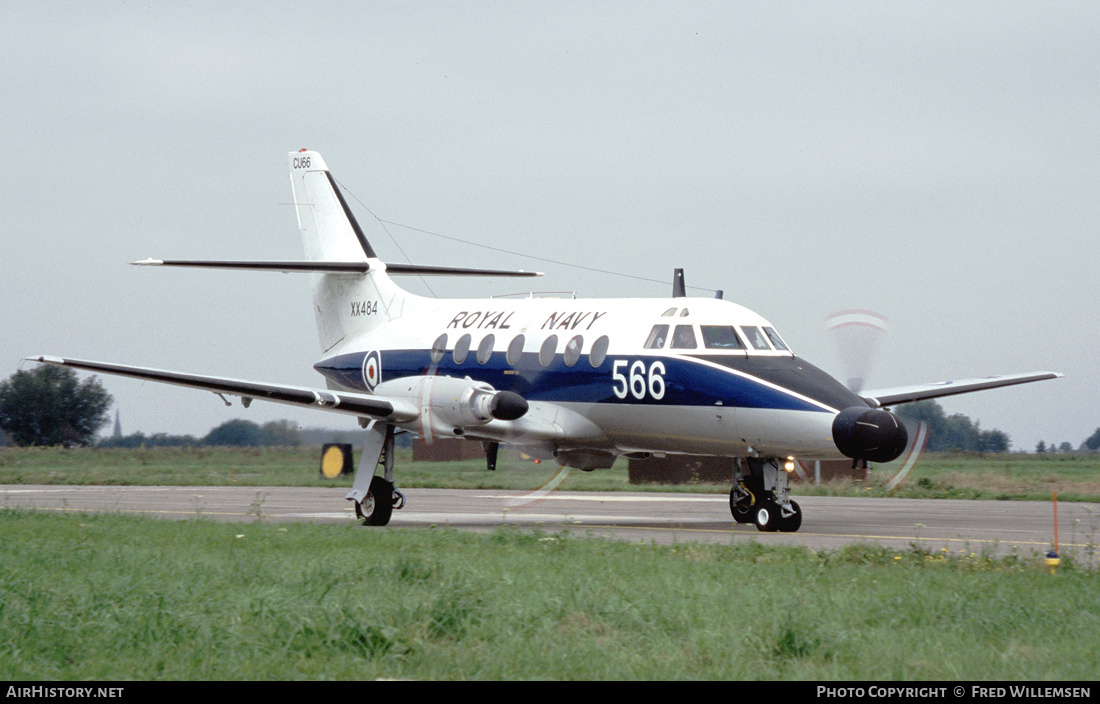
left=729, top=457, right=802, bottom=532
left=347, top=422, right=406, bottom=526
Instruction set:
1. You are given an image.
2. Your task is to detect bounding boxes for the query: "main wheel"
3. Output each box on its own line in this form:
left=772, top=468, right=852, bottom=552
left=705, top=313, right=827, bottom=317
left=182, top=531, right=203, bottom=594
left=356, top=476, right=395, bottom=526
left=777, top=500, right=802, bottom=532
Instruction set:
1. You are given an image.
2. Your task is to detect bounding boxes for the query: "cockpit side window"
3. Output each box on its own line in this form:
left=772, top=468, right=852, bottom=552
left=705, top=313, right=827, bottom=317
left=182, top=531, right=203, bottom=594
left=644, top=324, right=669, bottom=349
left=700, top=325, right=746, bottom=350
left=740, top=326, right=772, bottom=351
left=763, top=327, right=790, bottom=351
left=670, top=325, right=697, bottom=349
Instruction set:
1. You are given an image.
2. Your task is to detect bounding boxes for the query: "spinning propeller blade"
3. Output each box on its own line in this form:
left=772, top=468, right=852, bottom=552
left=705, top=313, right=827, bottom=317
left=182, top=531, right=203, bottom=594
left=825, top=310, right=888, bottom=394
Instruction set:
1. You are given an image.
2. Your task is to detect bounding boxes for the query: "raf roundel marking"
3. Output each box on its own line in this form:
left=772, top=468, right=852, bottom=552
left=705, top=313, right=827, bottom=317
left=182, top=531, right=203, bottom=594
left=362, top=351, right=382, bottom=391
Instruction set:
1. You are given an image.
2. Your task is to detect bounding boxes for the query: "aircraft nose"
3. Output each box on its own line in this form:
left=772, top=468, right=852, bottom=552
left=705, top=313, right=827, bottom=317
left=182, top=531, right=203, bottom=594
left=832, top=406, right=908, bottom=464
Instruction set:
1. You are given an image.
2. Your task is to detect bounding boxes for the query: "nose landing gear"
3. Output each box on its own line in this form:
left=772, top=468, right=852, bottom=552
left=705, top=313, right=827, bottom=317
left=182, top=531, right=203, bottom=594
left=730, top=457, right=802, bottom=532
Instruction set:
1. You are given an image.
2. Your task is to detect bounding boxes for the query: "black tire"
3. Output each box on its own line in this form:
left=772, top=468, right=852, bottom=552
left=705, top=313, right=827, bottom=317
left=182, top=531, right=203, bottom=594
left=755, top=500, right=779, bottom=532
left=777, top=500, right=802, bottom=533
left=358, top=476, right=395, bottom=526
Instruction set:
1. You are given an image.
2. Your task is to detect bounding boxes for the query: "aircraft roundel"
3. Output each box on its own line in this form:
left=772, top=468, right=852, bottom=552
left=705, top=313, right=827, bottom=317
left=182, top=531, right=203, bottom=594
left=361, top=351, right=382, bottom=391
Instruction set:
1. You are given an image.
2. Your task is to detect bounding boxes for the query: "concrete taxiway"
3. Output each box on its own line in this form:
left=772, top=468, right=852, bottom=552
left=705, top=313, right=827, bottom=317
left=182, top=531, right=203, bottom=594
left=3, top=484, right=1096, bottom=564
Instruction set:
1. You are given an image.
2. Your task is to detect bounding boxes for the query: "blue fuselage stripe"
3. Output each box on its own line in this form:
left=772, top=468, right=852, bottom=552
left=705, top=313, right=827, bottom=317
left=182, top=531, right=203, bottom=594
left=315, top=350, right=836, bottom=413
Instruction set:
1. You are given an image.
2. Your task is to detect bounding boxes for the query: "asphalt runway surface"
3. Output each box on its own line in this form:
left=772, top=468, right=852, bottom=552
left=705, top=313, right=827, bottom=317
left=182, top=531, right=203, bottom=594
left=4, top=484, right=1098, bottom=564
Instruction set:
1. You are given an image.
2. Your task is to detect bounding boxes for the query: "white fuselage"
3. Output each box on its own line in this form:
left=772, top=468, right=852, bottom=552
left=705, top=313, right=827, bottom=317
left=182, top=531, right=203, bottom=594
left=313, top=288, right=863, bottom=462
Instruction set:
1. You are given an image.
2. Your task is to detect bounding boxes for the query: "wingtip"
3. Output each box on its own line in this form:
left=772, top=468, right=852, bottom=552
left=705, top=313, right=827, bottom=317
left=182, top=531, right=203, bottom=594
left=25, top=355, right=64, bottom=364
left=131, top=258, right=164, bottom=266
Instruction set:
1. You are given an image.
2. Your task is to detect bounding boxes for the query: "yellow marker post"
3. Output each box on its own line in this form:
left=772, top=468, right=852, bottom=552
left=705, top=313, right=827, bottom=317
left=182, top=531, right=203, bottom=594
left=1044, top=490, right=1061, bottom=573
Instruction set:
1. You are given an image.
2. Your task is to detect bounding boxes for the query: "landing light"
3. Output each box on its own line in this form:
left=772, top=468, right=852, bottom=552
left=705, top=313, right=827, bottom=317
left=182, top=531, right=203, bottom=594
left=783, top=458, right=796, bottom=473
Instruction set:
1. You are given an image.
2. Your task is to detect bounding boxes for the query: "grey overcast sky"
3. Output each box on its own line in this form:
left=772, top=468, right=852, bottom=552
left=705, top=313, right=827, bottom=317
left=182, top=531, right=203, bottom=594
left=3, top=2, right=1096, bottom=451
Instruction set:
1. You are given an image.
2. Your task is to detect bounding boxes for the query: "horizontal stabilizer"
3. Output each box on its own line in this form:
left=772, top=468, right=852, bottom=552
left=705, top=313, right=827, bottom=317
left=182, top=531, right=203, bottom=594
left=25, top=355, right=418, bottom=422
left=862, top=371, right=1063, bottom=407
left=384, top=263, right=541, bottom=277
left=132, top=258, right=541, bottom=277
left=132, top=258, right=369, bottom=273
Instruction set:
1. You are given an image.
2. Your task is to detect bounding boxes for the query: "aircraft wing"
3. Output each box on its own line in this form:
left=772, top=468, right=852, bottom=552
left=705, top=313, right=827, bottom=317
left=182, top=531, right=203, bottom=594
left=861, top=371, right=1063, bottom=408
left=25, top=355, right=419, bottom=422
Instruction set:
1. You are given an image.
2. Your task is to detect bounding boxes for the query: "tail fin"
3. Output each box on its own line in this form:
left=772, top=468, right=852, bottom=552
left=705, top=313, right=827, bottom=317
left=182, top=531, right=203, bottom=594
left=287, top=149, right=543, bottom=353
left=288, top=150, right=405, bottom=353
left=289, top=150, right=379, bottom=261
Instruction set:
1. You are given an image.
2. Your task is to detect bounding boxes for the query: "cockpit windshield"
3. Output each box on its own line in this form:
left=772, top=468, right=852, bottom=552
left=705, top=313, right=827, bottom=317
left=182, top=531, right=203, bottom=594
left=740, top=326, right=772, bottom=351
left=644, top=324, right=669, bottom=349
left=763, top=326, right=789, bottom=351
left=671, top=325, right=697, bottom=349
left=700, top=325, right=746, bottom=350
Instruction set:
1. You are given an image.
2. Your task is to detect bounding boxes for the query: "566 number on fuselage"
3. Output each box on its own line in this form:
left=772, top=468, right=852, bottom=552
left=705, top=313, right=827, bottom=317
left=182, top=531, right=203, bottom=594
left=611, top=359, right=666, bottom=401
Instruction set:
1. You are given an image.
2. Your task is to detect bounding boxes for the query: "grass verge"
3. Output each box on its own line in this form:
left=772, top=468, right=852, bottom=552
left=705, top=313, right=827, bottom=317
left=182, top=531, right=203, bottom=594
left=0, top=509, right=1097, bottom=680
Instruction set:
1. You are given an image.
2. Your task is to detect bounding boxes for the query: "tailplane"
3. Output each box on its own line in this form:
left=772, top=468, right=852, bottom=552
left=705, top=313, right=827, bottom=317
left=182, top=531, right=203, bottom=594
left=132, top=149, right=544, bottom=354
left=288, top=149, right=543, bottom=352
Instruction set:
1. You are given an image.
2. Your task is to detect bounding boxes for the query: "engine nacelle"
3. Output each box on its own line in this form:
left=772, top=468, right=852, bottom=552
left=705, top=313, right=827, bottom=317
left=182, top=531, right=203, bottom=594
left=373, top=376, right=528, bottom=434
left=832, top=406, right=908, bottom=464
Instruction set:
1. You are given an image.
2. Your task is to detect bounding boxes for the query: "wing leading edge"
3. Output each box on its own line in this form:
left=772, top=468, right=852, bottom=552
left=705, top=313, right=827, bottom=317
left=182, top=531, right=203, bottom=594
left=861, top=371, right=1063, bottom=408
left=25, top=356, right=418, bottom=422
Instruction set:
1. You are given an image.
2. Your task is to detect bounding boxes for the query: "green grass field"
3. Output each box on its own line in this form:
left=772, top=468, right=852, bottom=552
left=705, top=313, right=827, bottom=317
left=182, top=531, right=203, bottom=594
left=2, top=447, right=1098, bottom=680
left=1, top=509, right=1097, bottom=680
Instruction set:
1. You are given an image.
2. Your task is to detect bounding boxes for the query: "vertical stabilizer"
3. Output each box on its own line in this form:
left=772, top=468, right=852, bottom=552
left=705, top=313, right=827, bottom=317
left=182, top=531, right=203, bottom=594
left=288, top=150, right=406, bottom=353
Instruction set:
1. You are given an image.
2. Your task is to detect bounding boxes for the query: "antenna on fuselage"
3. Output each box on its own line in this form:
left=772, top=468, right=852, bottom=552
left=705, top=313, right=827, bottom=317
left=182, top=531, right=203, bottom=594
left=674, top=268, right=722, bottom=298
left=673, top=268, right=686, bottom=298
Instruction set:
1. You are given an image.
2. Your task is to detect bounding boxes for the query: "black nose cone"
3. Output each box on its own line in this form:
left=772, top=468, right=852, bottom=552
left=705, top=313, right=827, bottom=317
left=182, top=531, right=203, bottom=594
left=832, top=406, right=908, bottom=463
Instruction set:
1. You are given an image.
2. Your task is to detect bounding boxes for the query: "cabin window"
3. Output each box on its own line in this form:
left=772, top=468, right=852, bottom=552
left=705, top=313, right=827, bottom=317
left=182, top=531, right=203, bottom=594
left=589, top=335, right=609, bottom=367
left=477, top=334, right=495, bottom=364
left=763, top=327, right=790, bottom=351
left=453, top=333, right=472, bottom=363
left=740, top=326, right=772, bottom=351
left=431, top=334, right=447, bottom=363
left=670, top=325, right=697, bottom=349
left=506, top=335, right=525, bottom=365
left=700, top=325, right=746, bottom=350
left=564, top=335, right=583, bottom=366
left=539, top=335, right=558, bottom=367
left=643, top=325, right=668, bottom=349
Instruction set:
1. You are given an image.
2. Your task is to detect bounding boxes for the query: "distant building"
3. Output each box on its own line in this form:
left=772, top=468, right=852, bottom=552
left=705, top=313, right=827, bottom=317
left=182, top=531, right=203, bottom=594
left=112, top=410, right=122, bottom=439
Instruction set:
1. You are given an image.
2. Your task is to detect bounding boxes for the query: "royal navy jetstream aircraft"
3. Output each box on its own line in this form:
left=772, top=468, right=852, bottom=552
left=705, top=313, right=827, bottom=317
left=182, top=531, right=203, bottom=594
left=28, top=150, right=1062, bottom=531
